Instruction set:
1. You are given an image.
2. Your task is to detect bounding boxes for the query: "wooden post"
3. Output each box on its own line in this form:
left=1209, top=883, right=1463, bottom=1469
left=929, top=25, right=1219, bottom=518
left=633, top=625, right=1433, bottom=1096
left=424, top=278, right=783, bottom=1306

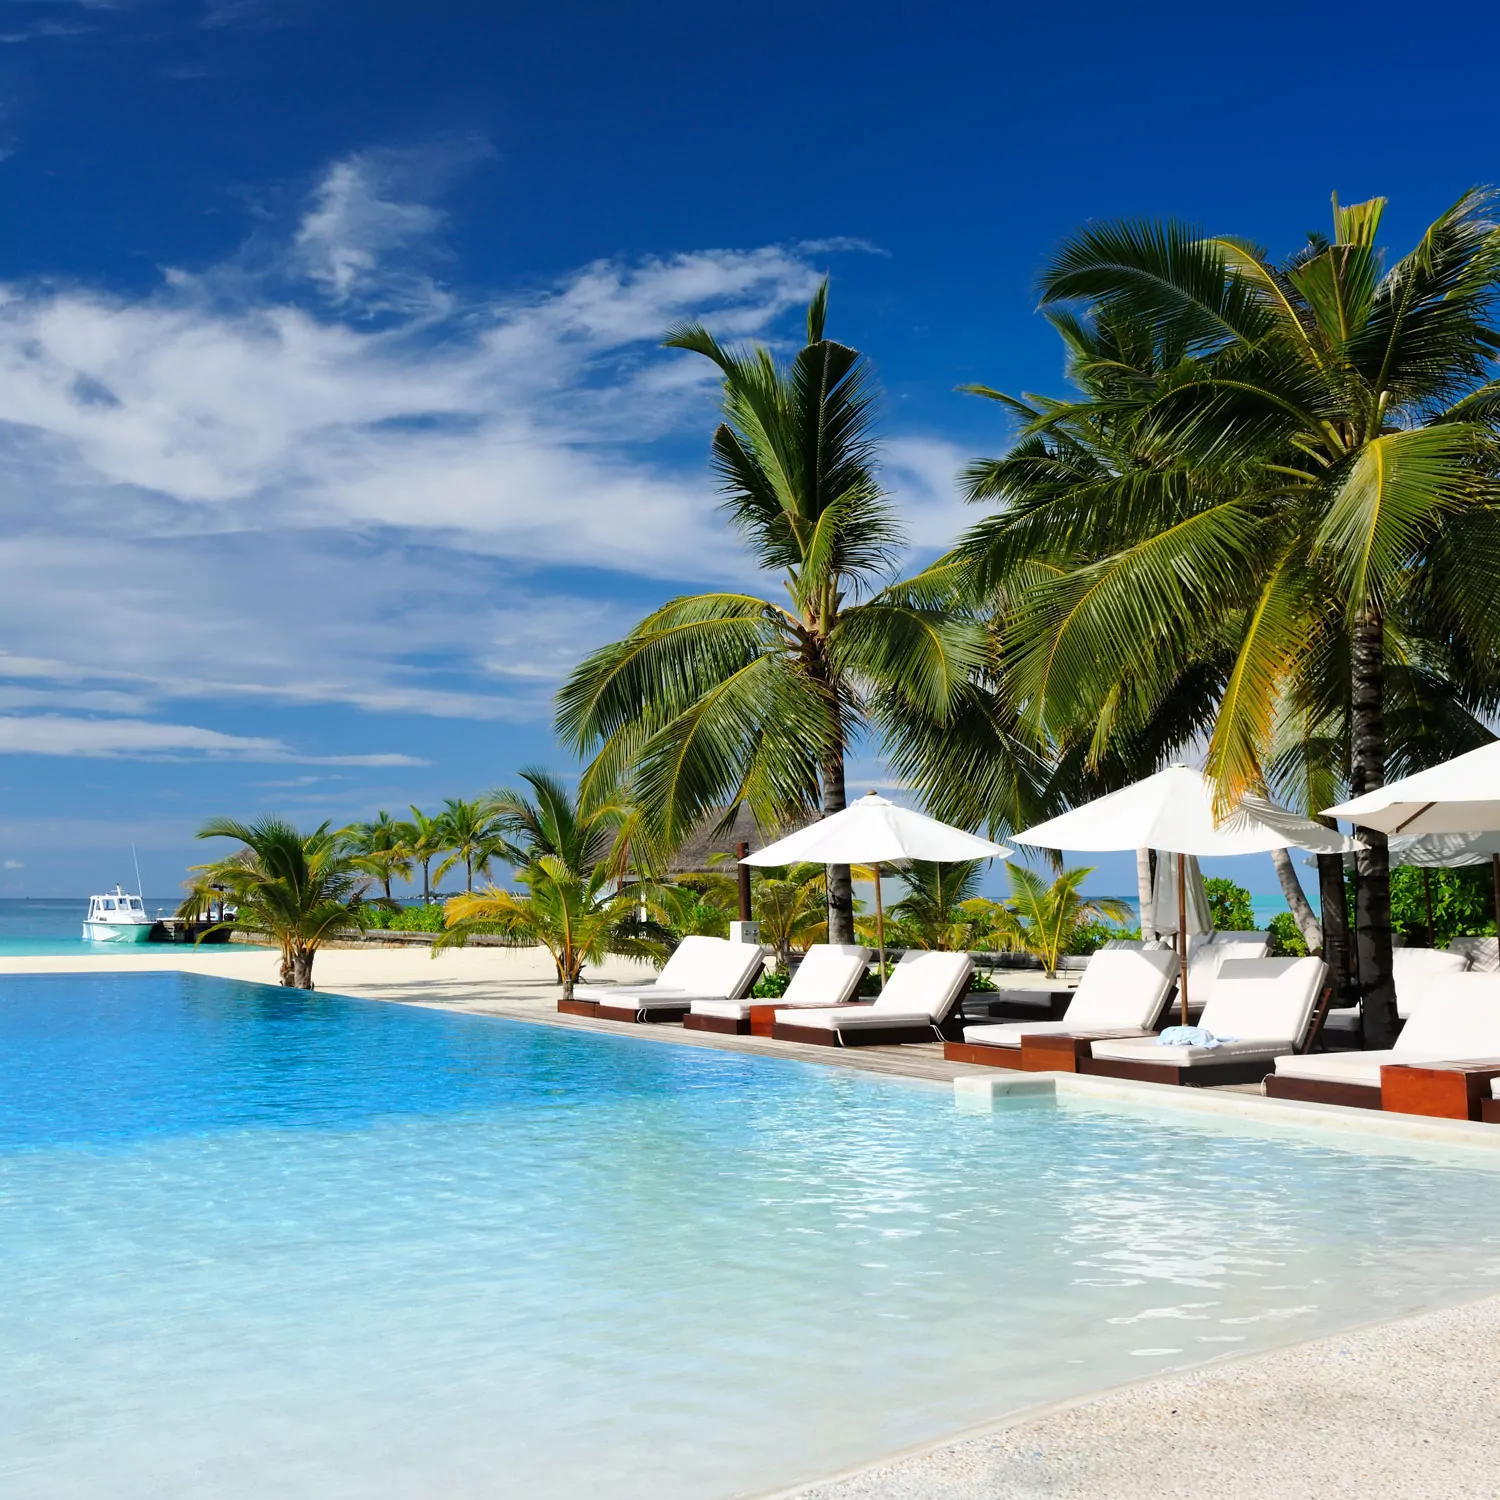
left=1423, top=868, right=1435, bottom=948
left=735, top=841, right=752, bottom=924
left=1177, top=851, right=1189, bottom=1026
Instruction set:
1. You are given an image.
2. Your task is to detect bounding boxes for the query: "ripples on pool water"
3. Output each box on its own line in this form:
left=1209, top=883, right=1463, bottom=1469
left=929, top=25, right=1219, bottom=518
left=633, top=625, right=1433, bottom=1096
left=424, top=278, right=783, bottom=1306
left=3, top=971, right=1499, bottom=1499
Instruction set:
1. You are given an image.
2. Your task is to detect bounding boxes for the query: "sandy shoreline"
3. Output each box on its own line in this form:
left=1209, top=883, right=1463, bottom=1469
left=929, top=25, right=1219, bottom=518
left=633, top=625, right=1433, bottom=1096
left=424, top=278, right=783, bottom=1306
left=9, top=945, right=1500, bottom=1498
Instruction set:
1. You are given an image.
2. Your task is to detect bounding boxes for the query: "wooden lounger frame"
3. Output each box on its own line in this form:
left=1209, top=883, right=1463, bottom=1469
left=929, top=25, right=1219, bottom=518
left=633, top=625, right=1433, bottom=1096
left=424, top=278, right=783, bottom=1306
left=1263, top=1073, right=1381, bottom=1109
left=683, top=1004, right=782, bottom=1038
left=557, top=998, right=600, bottom=1017
left=945, top=1031, right=1155, bottom=1073
left=1082, top=1054, right=1279, bottom=1088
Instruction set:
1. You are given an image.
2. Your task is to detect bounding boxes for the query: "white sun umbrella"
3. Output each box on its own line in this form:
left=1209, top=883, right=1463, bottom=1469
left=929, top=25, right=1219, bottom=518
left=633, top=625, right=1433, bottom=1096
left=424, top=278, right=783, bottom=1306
left=1326, top=741, right=1500, bottom=925
left=740, top=793, right=1012, bottom=988
left=1013, top=765, right=1355, bottom=1023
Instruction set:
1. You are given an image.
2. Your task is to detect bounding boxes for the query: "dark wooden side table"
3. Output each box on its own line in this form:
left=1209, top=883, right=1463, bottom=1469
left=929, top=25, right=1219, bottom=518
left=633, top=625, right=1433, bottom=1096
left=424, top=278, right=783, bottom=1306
left=1380, top=1060, right=1500, bottom=1121
left=1018, top=1030, right=1155, bottom=1073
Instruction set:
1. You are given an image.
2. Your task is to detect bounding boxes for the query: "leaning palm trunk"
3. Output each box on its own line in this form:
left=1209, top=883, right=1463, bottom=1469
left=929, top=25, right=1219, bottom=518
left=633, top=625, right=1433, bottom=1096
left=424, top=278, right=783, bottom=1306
left=1351, top=611, right=1398, bottom=1047
left=1271, top=847, right=1321, bottom=951
left=1135, top=848, right=1156, bottom=940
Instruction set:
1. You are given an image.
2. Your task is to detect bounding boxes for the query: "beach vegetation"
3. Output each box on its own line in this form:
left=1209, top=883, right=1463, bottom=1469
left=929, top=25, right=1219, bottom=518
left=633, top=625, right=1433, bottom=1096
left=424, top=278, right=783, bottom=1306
left=348, top=810, right=415, bottom=901
left=434, top=796, right=508, bottom=893
left=1266, top=911, right=1309, bottom=957
left=1203, top=878, right=1256, bottom=933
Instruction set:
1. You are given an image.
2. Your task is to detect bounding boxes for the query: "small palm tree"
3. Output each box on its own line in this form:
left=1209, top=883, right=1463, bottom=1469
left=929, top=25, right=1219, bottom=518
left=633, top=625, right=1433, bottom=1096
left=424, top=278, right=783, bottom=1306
left=404, top=806, right=447, bottom=904
left=750, top=862, right=831, bottom=968
left=348, top=810, right=414, bottom=901
left=884, top=860, right=989, bottom=951
left=184, top=817, right=376, bottom=989
left=991, top=865, right=1132, bottom=978
left=434, top=796, right=505, bottom=893
left=437, top=769, right=668, bottom=1000
left=557, top=282, right=983, bottom=944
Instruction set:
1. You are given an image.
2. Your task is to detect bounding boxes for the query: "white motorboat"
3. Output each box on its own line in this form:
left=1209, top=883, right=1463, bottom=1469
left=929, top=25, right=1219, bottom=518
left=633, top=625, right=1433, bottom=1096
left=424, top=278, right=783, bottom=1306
left=82, top=887, right=157, bottom=944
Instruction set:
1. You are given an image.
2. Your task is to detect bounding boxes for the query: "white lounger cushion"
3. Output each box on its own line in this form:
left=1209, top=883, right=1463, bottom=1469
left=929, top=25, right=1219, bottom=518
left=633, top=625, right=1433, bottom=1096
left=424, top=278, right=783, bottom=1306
left=1093, top=956, right=1326, bottom=1068
left=1275, top=975, right=1500, bottom=1086
left=689, top=944, right=869, bottom=1020
left=576, top=936, right=765, bottom=1004
left=775, top=949, right=972, bottom=1031
left=1393, top=947, right=1471, bottom=1018
left=1450, top=936, right=1500, bottom=974
left=959, top=948, right=1178, bottom=1049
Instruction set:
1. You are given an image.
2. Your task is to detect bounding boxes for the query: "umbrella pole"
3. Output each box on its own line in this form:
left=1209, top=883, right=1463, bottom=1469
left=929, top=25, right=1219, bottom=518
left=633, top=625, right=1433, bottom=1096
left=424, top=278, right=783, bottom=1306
left=1423, top=868, right=1435, bottom=948
left=874, top=862, right=885, bottom=993
left=1178, top=851, right=1189, bottom=1027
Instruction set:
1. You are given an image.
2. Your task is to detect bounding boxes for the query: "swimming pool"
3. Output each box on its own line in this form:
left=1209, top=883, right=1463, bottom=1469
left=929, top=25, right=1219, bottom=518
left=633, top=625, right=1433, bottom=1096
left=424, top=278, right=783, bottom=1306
left=3, top=971, right=1499, bottom=1499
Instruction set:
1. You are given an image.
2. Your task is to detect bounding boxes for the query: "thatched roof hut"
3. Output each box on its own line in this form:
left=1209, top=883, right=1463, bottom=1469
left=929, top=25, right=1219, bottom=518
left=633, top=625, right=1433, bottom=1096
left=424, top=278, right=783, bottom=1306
left=667, top=805, right=818, bottom=876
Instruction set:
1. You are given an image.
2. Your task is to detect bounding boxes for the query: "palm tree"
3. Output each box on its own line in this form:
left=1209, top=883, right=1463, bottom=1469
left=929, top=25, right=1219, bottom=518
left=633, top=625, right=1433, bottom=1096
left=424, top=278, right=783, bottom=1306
left=885, top=859, right=988, bottom=951
left=992, top=865, right=1132, bottom=979
left=404, top=806, right=447, bottom=904
left=749, top=863, right=831, bottom=968
left=556, top=282, right=983, bottom=944
left=434, top=796, right=505, bottom=893
left=348, top=810, right=413, bottom=901
left=437, top=769, right=668, bottom=1000
left=183, top=817, right=375, bottom=989
left=951, top=193, right=1500, bottom=1045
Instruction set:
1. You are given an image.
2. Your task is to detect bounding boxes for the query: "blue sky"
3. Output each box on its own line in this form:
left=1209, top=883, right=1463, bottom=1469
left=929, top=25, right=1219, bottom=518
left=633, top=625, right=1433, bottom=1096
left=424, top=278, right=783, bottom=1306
left=0, top=0, right=1494, bottom=898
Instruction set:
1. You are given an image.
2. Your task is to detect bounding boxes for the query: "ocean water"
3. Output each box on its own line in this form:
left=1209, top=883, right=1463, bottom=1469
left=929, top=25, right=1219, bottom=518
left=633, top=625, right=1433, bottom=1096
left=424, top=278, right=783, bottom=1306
left=3, top=971, right=1500, bottom=1499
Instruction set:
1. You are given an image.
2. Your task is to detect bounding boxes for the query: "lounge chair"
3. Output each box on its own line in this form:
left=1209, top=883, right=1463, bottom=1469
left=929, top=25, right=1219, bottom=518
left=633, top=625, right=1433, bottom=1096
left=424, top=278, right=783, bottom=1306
left=562, top=936, right=766, bottom=1023
left=1268, top=975, right=1500, bottom=1110
left=770, top=950, right=974, bottom=1047
left=943, top=949, right=1179, bottom=1070
left=1211, top=930, right=1271, bottom=951
left=1085, top=956, right=1328, bottom=1086
left=683, top=944, right=870, bottom=1036
left=1321, top=945, right=1473, bottom=1043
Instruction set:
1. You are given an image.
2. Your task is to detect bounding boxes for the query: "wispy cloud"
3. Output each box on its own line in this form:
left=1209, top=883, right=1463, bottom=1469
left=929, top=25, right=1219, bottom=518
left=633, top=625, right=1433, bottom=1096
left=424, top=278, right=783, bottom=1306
left=0, top=713, right=424, bottom=762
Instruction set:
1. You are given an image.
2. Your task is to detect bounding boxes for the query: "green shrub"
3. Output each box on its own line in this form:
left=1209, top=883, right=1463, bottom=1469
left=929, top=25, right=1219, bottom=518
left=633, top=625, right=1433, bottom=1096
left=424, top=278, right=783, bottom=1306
left=1066, top=920, right=1139, bottom=956
left=750, top=967, right=790, bottom=999
left=1266, top=911, right=1308, bottom=957
left=1374, top=866, right=1496, bottom=947
left=365, top=902, right=447, bottom=933
left=1203, top=878, right=1255, bottom=932
left=967, top=969, right=997, bottom=993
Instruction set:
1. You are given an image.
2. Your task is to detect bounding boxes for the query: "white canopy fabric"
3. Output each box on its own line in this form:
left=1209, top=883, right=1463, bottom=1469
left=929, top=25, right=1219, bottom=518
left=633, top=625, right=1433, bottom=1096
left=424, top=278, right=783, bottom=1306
left=1151, top=852, right=1214, bottom=937
left=1388, top=831, right=1500, bottom=868
left=1013, top=766, right=1356, bottom=855
left=740, top=793, right=1013, bottom=866
left=1326, top=742, right=1500, bottom=835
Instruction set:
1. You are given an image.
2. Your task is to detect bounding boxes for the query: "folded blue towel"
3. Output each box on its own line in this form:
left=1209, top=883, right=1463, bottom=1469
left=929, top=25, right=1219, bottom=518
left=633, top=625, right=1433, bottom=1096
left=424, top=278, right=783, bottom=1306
left=1154, top=1025, right=1237, bottom=1049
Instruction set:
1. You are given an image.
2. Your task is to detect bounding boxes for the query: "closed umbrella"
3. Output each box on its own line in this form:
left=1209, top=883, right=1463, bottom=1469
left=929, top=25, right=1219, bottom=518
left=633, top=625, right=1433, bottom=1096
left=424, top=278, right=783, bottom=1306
left=1014, top=766, right=1356, bottom=1023
left=1151, top=852, right=1214, bottom=944
left=740, top=793, right=1012, bottom=987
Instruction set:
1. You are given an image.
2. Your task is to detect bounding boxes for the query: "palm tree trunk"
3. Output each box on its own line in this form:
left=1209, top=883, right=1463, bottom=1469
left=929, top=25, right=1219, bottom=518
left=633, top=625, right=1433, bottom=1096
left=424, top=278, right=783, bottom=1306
left=423, top=859, right=432, bottom=903
left=1315, top=844, right=1352, bottom=997
left=821, top=751, right=855, bottom=945
left=1135, top=848, right=1155, bottom=940
left=1271, top=847, right=1321, bottom=949
left=279, top=943, right=296, bottom=987
left=466, top=855, right=473, bottom=894
left=292, top=945, right=315, bottom=991
left=1350, top=609, right=1398, bottom=1048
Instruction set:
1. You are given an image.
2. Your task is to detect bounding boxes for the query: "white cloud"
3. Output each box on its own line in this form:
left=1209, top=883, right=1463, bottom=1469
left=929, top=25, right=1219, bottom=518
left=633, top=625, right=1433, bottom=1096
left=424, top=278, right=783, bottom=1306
left=0, top=713, right=424, bottom=763
left=3, top=859, right=22, bottom=869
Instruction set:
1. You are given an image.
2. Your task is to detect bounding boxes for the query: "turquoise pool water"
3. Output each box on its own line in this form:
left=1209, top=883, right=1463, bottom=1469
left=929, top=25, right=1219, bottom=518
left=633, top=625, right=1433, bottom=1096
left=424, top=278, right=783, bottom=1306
left=4, top=972, right=1500, bottom=1499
